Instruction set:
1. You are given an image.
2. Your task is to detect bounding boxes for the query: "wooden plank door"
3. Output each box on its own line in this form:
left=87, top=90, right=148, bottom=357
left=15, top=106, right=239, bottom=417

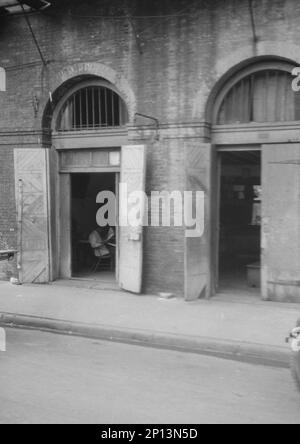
left=59, top=173, right=72, bottom=279
left=47, top=148, right=59, bottom=281
left=14, top=149, right=50, bottom=283
left=211, top=149, right=221, bottom=295
left=184, top=143, right=213, bottom=301
left=262, top=144, right=300, bottom=302
left=115, top=172, right=120, bottom=281
left=118, top=145, right=147, bottom=293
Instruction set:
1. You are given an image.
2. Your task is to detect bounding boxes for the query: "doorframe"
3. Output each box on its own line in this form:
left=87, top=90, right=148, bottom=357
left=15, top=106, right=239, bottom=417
left=214, top=145, right=262, bottom=295
left=58, top=167, right=120, bottom=281
left=115, top=172, right=120, bottom=282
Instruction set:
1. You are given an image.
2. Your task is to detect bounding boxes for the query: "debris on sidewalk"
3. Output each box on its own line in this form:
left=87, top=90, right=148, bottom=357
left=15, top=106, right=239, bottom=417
left=158, top=292, right=175, bottom=300
left=10, top=277, right=21, bottom=286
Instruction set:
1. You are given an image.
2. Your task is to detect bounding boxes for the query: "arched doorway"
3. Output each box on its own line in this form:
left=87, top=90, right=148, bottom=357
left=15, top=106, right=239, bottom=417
left=209, top=59, right=300, bottom=302
left=14, top=73, right=146, bottom=293
left=49, top=78, right=129, bottom=288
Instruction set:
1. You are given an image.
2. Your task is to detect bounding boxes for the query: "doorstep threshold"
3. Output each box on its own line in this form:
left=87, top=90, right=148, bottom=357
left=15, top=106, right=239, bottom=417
left=71, top=277, right=117, bottom=284
left=68, top=277, right=120, bottom=291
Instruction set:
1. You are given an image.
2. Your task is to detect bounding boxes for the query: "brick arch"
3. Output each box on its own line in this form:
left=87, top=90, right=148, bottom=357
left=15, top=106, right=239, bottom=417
left=42, top=62, right=136, bottom=132
left=193, top=43, right=300, bottom=124
left=207, top=57, right=298, bottom=125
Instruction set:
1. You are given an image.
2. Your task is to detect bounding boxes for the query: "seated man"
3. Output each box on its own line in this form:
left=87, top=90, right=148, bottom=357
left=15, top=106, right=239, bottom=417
left=88, top=226, right=115, bottom=258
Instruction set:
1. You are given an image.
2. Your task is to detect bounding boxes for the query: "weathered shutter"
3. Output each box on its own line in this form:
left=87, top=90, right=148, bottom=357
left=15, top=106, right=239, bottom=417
left=14, top=149, right=50, bottom=283
left=184, top=143, right=212, bottom=301
left=118, top=145, right=146, bottom=294
left=262, top=144, right=300, bottom=302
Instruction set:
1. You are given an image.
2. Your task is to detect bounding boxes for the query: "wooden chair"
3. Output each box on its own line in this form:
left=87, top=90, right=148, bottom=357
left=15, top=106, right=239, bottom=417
left=90, top=243, right=116, bottom=273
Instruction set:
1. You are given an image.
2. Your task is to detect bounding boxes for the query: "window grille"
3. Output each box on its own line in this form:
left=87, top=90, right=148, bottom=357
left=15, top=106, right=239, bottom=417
left=57, top=86, right=128, bottom=131
left=217, top=70, right=300, bottom=124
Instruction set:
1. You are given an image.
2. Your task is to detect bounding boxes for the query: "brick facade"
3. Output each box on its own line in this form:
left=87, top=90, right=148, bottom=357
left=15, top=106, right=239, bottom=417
left=0, top=0, right=300, bottom=296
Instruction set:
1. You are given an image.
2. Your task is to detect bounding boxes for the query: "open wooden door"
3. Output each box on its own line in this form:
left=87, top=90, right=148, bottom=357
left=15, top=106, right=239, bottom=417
left=118, top=145, right=147, bottom=293
left=47, top=148, right=59, bottom=281
left=184, top=142, right=213, bottom=301
left=262, top=144, right=300, bottom=302
left=59, top=173, right=71, bottom=279
left=14, top=149, right=50, bottom=283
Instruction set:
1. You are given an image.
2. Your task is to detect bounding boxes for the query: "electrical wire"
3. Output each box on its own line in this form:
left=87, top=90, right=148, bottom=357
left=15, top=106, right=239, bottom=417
left=2, top=0, right=212, bottom=21
left=3, top=0, right=210, bottom=70
left=17, top=0, right=48, bottom=66
left=135, top=0, right=201, bottom=38
left=42, top=0, right=205, bottom=22
left=43, top=11, right=194, bottom=20
left=4, top=60, right=43, bottom=71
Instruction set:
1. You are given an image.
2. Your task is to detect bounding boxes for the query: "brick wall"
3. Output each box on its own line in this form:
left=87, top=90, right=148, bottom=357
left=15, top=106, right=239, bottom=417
left=143, top=138, right=186, bottom=295
left=1, top=0, right=299, bottom=130
left=0, top=0, right=299, bottom=292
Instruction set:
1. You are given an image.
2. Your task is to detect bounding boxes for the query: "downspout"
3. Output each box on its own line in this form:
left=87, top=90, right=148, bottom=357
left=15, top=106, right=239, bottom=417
left=249, top=0, right=258, bottom=48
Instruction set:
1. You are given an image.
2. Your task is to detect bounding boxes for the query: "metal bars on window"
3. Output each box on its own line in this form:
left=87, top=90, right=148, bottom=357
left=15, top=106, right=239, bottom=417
left=57, top=86, right=128, bottom=131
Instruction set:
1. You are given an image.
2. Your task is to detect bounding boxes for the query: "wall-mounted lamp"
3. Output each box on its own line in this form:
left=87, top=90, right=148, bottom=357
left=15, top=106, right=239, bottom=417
left=135, top=112, right=160, bottom=141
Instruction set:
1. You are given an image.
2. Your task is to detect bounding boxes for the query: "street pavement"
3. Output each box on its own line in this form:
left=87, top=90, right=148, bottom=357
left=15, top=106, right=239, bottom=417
left=0, top=328, right=299, bottom=424
left=0, top=281, right=299, bottom=367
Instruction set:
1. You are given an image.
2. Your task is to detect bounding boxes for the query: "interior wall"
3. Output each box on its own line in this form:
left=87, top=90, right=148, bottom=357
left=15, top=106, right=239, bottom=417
left=71, top=173, right=115, bottom=241
left=219, top=151, right=261, bottom=289
left=71, top=173, right=116, bottom=276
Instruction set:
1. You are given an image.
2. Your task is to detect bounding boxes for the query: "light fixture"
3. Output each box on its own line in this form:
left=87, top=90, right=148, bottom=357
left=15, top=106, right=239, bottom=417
left=0, top=0, right=50, bottom=15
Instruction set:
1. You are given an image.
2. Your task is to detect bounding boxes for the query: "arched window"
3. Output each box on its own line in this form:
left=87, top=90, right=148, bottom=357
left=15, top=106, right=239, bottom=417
left=57, top=84, right=128, bottom=131
left=216, top=68, right=300, bottom=124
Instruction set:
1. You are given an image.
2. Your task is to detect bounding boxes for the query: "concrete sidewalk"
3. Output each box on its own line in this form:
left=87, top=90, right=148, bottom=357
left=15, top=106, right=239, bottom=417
left=0, top=280, right=298, bottom=367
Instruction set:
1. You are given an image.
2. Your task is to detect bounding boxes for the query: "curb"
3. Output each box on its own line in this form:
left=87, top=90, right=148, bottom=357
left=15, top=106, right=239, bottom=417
left=0, top=312, right=290, bottom=368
